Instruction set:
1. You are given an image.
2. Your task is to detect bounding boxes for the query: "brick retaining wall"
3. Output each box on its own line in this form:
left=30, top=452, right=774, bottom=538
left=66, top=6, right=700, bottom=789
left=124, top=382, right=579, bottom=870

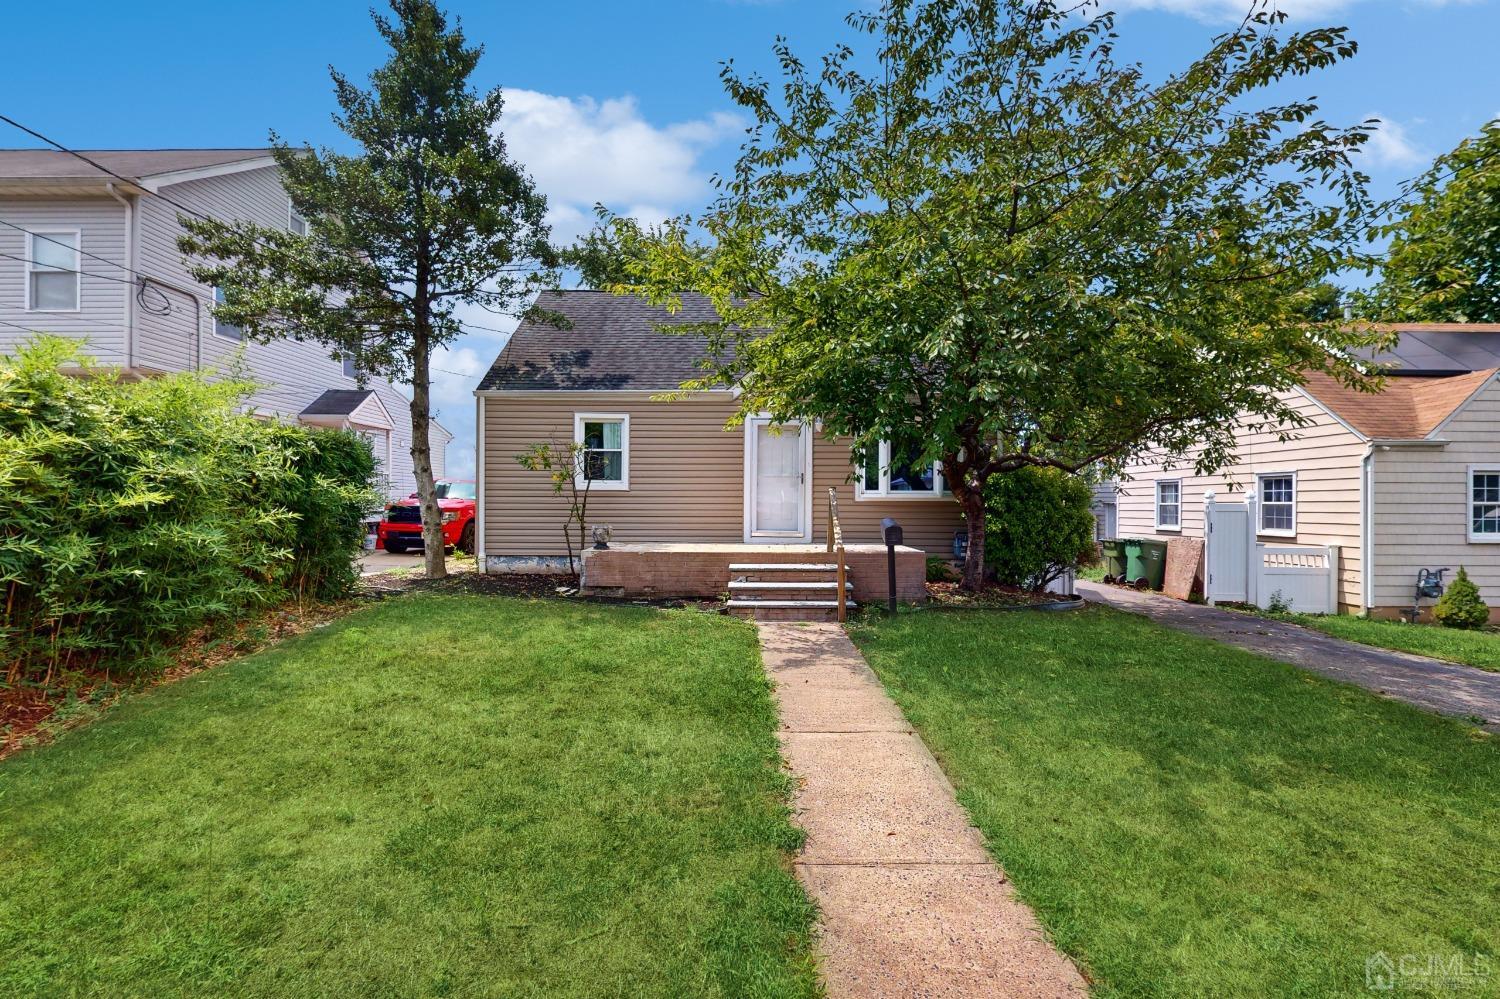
left=579, top=543, right=927, bottom=603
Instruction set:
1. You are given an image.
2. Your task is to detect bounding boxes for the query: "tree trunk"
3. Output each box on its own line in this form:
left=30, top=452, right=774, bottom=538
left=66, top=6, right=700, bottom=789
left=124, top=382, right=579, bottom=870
left=410, top=325, right=446, bottom=580
left=959, top=486, right=986, bottom=591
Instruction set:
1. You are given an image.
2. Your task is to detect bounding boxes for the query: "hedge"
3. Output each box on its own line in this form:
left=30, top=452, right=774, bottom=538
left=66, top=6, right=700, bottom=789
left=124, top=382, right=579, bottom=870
left=983, top=466, right=1097, bottom=592
left=0, top=337, right=377, bottom=684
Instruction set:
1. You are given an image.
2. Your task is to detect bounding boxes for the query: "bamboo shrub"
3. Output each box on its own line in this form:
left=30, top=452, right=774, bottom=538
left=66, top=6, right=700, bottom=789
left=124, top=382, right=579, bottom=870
left=0, top=337, right=377, bottom=684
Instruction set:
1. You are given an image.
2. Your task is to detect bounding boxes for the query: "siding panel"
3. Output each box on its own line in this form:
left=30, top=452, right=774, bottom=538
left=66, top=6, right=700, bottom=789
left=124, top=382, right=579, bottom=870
left=1115, top=391, right=1367, bottom=609
left=1372, top=382, right=1500, bottom=609
left=0, top=198, right=127, bottom=363
left=483, top=393, right=966, bottom=556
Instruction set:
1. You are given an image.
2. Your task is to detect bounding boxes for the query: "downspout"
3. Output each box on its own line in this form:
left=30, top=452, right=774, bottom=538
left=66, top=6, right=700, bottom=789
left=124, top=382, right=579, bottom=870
left=1361, top=445, right=1375, bottom=614
left=105, top=183, right=134, bottom=369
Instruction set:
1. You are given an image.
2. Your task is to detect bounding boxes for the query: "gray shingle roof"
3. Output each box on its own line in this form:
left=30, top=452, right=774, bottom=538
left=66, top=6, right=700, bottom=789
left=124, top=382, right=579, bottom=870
left=300, top=389, right=375, bottom=417
left=0, top=148, right=273, bottom=181
left=478, top=290, right=723, bottom=391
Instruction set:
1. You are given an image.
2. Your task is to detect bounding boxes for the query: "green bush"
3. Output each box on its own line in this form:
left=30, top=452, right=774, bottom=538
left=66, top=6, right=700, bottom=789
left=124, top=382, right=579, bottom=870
left=983, top=467, right=1096, bottom=592
left=1433, top=566, right=1490, bottom=630
left=926, top=556, right=958, bottom=583
left=0, top=337, right=377, bottom=683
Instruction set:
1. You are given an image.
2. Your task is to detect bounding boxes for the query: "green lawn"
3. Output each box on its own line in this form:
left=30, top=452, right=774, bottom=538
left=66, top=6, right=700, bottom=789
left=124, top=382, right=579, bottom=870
left=0, top=595, right=819, bottom=998
left=850, top=606, right=1500, bottom=997
left=1284, top=613, right=1500, bottom=673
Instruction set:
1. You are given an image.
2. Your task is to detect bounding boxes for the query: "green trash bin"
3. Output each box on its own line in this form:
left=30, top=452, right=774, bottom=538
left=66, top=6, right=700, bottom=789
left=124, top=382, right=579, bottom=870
left=1100, top=539, right=1126, bottom=582
left=1122, top=539, right=1144, bottom=585
left=1132, top=539, right=1169, bottom=590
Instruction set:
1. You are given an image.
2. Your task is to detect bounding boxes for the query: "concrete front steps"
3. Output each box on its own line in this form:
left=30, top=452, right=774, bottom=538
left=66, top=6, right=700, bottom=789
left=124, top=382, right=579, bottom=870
left=726, top=563, right=857, bottom=622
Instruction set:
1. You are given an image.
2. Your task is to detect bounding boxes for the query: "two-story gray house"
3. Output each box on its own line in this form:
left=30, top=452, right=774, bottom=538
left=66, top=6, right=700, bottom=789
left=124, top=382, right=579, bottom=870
left=0, top=148, right=449, bottom=497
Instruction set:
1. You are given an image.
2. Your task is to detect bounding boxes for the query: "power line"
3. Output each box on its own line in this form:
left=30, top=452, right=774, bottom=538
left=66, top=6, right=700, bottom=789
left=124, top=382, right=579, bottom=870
left=0, top=114, right=273, bottom=247
left=0, top=249, right=143, bottom=288
left=0, top=218, right=142, bottom=278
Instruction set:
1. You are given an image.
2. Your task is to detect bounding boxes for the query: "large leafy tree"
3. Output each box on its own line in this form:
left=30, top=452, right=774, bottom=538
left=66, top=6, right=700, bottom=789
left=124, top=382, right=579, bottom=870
left=181, top=0, right=556, bottom=578
left=1368, top=118, right=1500, bottom=321
left=606, top=0, right=1384, bottom=589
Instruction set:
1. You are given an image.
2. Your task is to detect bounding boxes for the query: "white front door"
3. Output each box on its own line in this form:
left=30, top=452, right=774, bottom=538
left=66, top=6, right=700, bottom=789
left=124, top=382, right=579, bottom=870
left=746, top=418, right=810, bottom=541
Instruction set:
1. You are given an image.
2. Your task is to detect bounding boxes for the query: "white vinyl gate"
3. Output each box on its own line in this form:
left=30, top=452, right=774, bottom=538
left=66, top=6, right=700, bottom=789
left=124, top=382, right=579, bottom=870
left=1203, top=490, right=1340, bottom=614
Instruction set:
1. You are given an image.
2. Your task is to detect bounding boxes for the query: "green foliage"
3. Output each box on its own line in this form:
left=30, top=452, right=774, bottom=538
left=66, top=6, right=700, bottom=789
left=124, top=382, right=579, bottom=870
left=178, top=0, right=558, bottom=578
left=982, top=468, right=1095, bottom=592
left=1434, top=566, right=1490, bottom=630
left=0, top=338, right=376, bottom=683
left=1370, top=118, right=1500, bottom=321
left=608, top=0, right=1382, bottom=588
left=926, top=556, right=959, bottom=583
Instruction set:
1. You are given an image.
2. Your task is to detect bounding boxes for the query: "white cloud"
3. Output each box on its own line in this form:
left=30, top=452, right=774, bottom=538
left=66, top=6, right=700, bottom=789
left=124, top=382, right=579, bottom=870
left=500, top=89, right=743, bottom=242
left=1361, top=114, right=1428, bottom=168
left=424, top=91, right=741, bottom=479
left=1104, top=0, right=1477, bottom=23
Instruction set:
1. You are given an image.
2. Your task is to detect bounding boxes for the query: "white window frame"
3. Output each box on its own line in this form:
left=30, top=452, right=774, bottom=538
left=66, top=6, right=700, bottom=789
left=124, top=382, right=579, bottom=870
left=342, top=355, right=358, bottom=380
left=212, top=286, right=244, bottom=341
left=288, top=199, right=308, bottom=236
left=854, top=440, right=948, bottom=500
left=573, top=413, right=629, bottom=491
left=1154, top=478, right=1182, bottom=531
left=1467, top=465, right=1500, bottom=543
left=1257, top=471, right=1297, bottom=537
left=25, top=228, right=81, bottom=312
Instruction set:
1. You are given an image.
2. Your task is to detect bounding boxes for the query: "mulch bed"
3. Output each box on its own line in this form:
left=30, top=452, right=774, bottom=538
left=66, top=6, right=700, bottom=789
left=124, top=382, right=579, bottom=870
left=926, top=581, right=1082, bottom=609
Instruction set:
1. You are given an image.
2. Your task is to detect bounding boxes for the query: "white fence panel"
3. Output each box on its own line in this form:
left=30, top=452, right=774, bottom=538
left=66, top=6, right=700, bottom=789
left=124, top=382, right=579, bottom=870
left=1256, top=544, right=1340, bottom=615
left=1204, top=490, right=1338, bottom=613
left=1204, top=492, right=1251, bottom=604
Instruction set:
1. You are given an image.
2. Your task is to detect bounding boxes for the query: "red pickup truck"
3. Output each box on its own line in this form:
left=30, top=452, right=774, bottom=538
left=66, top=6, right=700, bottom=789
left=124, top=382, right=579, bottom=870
left=377, top=480, right=476, bottom=554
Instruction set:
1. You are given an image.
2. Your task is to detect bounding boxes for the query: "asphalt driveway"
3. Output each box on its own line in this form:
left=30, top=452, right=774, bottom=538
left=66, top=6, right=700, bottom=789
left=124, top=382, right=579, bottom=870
left=1077, top=581, right=1500, bottom=730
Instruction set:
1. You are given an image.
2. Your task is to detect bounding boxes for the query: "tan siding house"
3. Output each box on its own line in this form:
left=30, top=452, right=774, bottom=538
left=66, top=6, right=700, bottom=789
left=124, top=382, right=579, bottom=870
left=476, top=291, right=965, bottom=572
left=0, top=149, right=444, bottom=497
left=1115, top=327, right=1500, bottom=620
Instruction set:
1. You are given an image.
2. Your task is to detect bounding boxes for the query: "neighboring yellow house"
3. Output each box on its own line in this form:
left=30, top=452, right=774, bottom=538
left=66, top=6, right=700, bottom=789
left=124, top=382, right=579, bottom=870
left=1112, top=324, right=1500, bottom=620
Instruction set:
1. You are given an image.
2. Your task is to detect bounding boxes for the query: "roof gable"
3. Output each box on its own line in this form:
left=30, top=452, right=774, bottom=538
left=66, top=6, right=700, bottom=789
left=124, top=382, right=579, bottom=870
left=478, top=291, right=722, bottom=392
left=1298, top=369, right=1498, bottom=440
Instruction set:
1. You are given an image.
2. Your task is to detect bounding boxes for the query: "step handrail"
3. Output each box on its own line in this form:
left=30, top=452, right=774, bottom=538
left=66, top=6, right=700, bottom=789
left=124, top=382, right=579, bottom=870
left=825, top=487, right=847, bottom=623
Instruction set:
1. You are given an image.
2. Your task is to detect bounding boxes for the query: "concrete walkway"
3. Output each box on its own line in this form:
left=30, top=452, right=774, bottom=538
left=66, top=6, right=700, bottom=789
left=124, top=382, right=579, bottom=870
left=1077, top=581, right=1500, bottom=730
left=757, top=623, right=1087, bottom=998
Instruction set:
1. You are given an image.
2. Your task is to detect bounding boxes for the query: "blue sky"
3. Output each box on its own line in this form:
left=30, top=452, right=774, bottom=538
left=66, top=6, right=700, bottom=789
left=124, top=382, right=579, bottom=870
left=3, top=0, right=1496, bottom=476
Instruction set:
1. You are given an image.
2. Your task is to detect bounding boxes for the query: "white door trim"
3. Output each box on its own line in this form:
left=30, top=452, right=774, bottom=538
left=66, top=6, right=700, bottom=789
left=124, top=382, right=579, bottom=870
left=743, top=416, right=813, bottom=543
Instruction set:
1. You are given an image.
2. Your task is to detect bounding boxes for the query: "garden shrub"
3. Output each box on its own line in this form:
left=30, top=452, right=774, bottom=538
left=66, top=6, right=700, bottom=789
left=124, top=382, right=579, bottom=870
left=1433, top=566, right=1490, bottom=629
left=0, top=337, right=377, bottom=684
left=983, top=467, right=1096, bottom=592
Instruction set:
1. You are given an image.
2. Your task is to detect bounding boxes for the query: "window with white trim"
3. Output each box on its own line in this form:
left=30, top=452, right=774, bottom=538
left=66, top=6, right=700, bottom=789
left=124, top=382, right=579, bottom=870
left=342, top=356, right=358, bottom=379
left=1469, top=467, right=1500, bottom=541
left=1155, top=479, right=1181, bottom=530
left=27, top=230, right=80, bottom=311
left=574, top=413, right=628, bottom=490
left=1258, top=473, right=1296, bottom=535
left=288, top=200, right=308, bottom=236
left=856, top=441, right=945, bottom=498
left=212, top=287, right=243, bottom=341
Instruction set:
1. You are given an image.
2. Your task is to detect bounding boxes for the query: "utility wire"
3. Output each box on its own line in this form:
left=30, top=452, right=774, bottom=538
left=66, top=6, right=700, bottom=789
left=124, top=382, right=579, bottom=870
left=0, top=114, right=282, bottom=251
